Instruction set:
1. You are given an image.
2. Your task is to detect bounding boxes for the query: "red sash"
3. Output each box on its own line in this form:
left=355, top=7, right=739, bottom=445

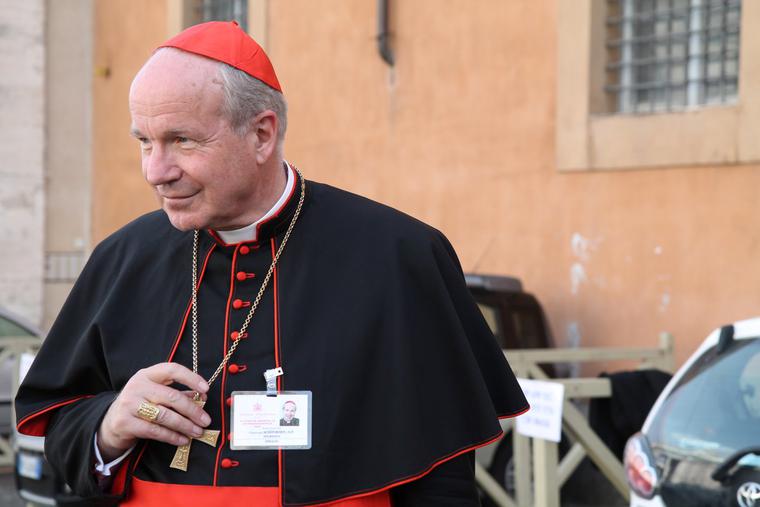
left=121, top=477, right=392, bottom=507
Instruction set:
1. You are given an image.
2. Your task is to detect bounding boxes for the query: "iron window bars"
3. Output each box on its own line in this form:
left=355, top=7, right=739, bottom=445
left=606, top=0, right=741, bottom=113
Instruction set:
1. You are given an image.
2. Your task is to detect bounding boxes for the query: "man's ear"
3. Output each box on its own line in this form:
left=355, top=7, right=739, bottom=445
left=249, top=110, right=278, bottom=164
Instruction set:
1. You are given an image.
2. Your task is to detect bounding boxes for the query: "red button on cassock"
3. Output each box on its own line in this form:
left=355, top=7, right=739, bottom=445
left=232, top=299, right=243, bottom=309
left=236, top=271, right=247, bottom=281
left=230, top=331, right=248, bottom=340
left=228, top=363, right=247, bottom=374
left=226, top=396, right=232, bottom=407
left=239, top=246, right=250, bottom=255
left=221, top=458, right=239, bottom=469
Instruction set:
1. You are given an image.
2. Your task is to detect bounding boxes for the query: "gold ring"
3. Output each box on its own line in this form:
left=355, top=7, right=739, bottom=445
left=137, top=401, right=160, bottom=423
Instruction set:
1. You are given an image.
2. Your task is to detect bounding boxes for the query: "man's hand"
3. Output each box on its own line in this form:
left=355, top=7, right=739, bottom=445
left=97, top=363, right=210, bottom=462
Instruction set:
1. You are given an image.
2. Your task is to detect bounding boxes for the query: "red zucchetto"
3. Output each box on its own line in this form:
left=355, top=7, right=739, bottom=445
left=157, top=20, right=282, bottom=92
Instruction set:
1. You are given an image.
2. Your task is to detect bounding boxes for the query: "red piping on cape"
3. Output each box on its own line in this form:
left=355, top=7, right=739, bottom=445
left=291, top=405, right=531, bottom=507
left=166, top=243, right=217, bottom=362
left=257, top=164, right=298, bottom=240
left=15, top=241, right=220, bottom=438
left=213, top=246, right=240, bottom=485
left=16, top=395, right=94, bottom=436
left=272, top=238, right=282, bottom=384
left=271, top=237, right=284, bottom=506
left=302, top=433, right=504, bottom=507
left=206, top=229, right=233, bottom=248
left=132, top=242, right=217, bottom=472
left=498, top=404, right=531, bottom=420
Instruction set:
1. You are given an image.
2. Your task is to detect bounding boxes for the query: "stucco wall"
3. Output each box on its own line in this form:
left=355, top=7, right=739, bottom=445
left=266, top=0, right=760, bottom=365
left=90, top=0, right=760, bottom=367
left=0, top=1, right=45, bottom=326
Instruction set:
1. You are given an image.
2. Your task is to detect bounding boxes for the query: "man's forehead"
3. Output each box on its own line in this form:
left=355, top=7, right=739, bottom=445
left=128, top=92, right=221, bottom=129
left=128, top=98, right=224, bottom=139
left=130, top=49, right=222, bottom=99
left=129, top=50, right=224, bottom=119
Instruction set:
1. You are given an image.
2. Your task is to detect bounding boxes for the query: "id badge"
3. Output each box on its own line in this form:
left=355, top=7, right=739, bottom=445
left=230, top=391, right=312, bottom=450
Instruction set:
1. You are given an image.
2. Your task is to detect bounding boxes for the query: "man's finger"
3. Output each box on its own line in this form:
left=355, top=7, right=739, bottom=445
left=181, top=390, right=208, bottom=402
left=145, top=402, right=205, bottom=439
left=141, top=362, right=209, bottom=394
left=132, top=417, right=193, bottom=447
left=144, top=384, right=211, bottom=428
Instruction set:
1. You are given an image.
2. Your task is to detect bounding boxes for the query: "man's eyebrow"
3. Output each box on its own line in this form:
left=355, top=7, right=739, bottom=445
left=129, top=128, right=193, bottom=140
left=164, top=129, right=192, bottom=139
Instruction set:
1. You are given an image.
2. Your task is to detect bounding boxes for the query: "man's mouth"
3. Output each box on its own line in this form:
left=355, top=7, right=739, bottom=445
left=161, top=192, right=198, bottom=202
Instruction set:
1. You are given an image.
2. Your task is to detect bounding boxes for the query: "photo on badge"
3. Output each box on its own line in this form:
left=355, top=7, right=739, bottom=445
left=229, top=390, right=312, bottom=450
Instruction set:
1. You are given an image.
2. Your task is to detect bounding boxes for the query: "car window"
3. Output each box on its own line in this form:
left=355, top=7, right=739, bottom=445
left=0, top=316, right=34, bottom=337
left=478, top=303, right=500, bottom=338
left=647, top=337, right=760, bottom=461
left=740, top=352, right=760, bottom=418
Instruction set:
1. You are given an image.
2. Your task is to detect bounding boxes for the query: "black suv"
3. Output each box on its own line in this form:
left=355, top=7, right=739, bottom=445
left=465, top=274, right=554, bottom=351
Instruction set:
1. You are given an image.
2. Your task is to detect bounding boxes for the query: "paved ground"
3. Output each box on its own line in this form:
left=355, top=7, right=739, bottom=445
left=0, top=469, right=25, bottom=507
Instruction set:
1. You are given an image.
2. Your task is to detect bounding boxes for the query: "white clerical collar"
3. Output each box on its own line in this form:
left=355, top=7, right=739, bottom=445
left=215, top=162, right=295, bottom=244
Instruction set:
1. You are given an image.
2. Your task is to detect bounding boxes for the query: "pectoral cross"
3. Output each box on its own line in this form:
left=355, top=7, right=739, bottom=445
left=170, top=398, right=220, bottom=472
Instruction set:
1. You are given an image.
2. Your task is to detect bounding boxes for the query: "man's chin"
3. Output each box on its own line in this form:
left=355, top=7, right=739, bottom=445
left=164, top=211, right=205, bottom=232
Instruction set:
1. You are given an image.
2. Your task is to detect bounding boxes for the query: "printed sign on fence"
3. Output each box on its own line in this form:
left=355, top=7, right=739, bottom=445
left=515, top=378, right=565, bottom=442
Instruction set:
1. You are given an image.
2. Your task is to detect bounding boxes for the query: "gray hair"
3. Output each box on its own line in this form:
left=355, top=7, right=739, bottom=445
left=218, top=62, right=287, bottom=147
left=150, top=48, right=288, bottom=150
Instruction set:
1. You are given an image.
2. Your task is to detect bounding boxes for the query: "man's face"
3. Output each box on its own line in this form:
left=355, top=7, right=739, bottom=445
left=129, top=50, right=264, bottom=231
left=283, top=402, right=296, bottom=421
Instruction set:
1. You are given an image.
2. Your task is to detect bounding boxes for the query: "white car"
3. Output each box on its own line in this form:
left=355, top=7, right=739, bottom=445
left=625, top=317, right=760, bottom=507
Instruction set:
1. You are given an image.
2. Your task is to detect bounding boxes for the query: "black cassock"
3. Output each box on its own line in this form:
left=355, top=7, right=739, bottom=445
left=16, top=172, right=528, bottom=506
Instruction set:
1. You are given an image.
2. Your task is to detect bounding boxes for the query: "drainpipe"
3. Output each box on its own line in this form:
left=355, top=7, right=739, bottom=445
left=377, top=0, right=394, bottom=66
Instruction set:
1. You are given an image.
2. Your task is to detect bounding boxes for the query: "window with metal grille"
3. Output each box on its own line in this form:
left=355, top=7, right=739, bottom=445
left=197, top=0, right=248, bottom=30
left=606, top=0, right=741, bottom=113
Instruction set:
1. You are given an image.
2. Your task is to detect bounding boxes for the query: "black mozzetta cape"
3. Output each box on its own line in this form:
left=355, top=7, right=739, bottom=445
left=16, top=172, right=528, bottom=506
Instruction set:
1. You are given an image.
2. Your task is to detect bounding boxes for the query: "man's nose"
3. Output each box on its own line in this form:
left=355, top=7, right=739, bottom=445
left=143, top=145, right=181, bottom=186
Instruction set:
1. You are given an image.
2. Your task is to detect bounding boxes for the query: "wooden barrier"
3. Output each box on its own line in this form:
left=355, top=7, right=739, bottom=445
left=477, top=333, right=674, bottom=507
left=4, top=332, right=674, bottom=499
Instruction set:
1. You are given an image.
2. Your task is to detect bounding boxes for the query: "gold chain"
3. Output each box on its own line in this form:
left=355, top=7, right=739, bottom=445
left=190, top=168, right=305, bottom=389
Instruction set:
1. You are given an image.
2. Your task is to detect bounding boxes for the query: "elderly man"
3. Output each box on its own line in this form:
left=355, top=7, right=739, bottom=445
left=280, top=401, right=299, bottom=427
left=16, top=21, right=527, bottom=506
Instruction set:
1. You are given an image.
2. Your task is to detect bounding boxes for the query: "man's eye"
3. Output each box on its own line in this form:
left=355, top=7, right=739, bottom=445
left=176, top=137, right=191, bottom=144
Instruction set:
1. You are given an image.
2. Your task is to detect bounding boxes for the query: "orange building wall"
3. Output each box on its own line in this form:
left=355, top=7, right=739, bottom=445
left=267, top=0, right=760, bottom=366
left=91, top=0, right=760, bottom=367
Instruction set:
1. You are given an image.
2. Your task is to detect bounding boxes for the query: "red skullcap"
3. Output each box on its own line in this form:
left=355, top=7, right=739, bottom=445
left=158, top=20, right=282, bottom=93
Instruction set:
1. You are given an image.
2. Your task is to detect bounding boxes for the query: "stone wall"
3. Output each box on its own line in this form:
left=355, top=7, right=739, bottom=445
left=0, top=0, right=45, bottom=326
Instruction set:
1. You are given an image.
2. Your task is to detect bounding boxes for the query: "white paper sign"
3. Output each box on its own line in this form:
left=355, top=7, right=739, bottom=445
left=515, top=378, right=565, bottom=442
